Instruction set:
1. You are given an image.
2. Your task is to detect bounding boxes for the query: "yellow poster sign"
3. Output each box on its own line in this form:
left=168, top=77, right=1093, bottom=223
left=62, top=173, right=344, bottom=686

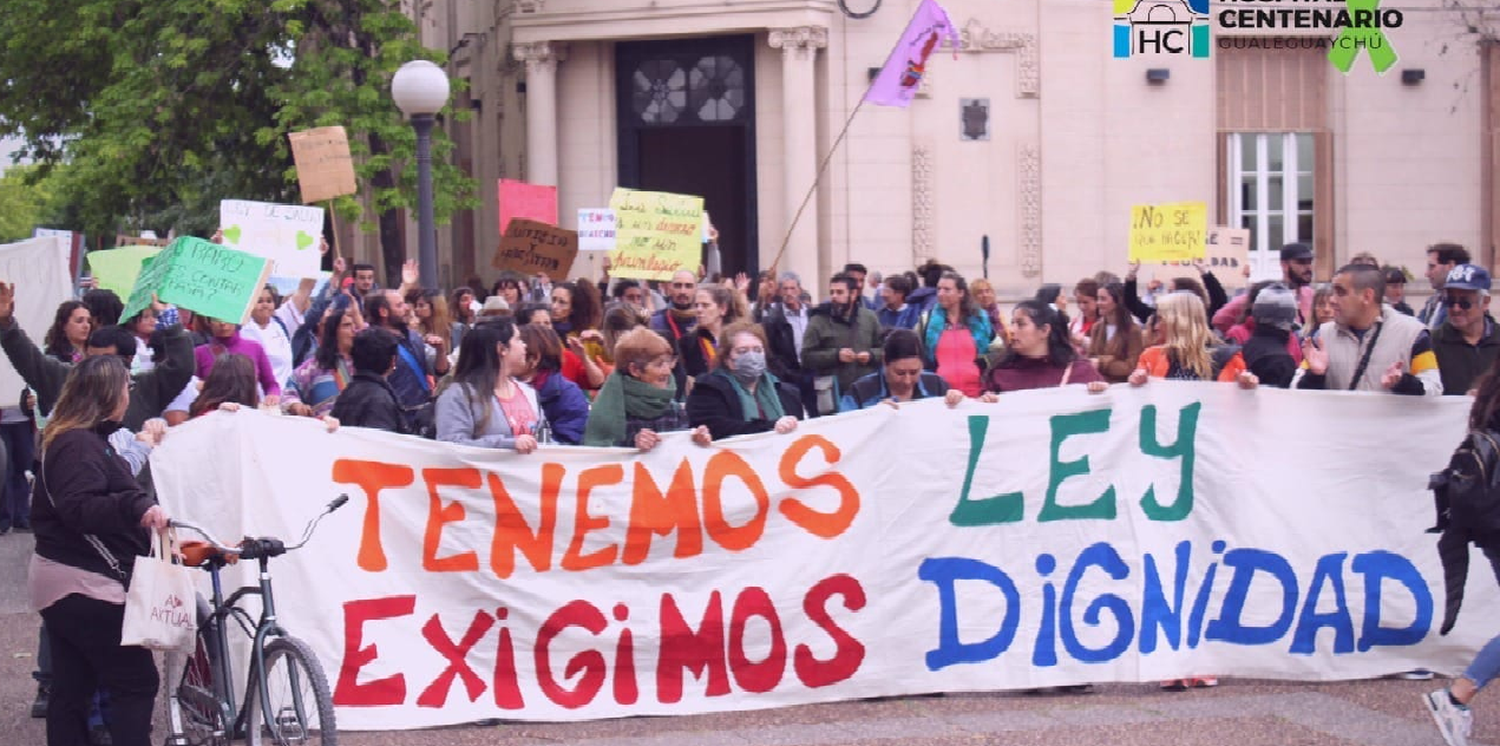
left=607, top=188, right=705, bottom=281
left=1128, top=201, right=1208, bottom=263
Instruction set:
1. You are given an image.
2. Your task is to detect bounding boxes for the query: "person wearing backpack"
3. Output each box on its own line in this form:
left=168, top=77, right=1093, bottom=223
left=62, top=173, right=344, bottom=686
left=1424, top=358, right=1500, bottom=745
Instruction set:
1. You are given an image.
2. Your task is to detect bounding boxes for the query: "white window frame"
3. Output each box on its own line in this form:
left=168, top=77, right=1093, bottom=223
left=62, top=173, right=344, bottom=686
left=1227, top=132, right=1315, bottom=282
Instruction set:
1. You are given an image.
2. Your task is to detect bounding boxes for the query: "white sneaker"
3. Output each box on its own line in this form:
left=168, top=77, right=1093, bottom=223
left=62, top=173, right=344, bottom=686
left=1425, top=690, right=1472, bottom=746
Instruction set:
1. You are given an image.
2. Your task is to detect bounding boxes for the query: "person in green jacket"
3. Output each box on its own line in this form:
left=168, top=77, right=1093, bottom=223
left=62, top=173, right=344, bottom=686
left=801, top=273, right=884, bottom=416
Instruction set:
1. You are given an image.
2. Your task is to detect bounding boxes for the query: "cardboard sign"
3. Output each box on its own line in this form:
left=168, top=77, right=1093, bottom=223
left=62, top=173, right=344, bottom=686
left=1148, top=227, right=1253, bottom=289
left=491, top=218, right=578, bottom=280
left=122, top=237, right=274, bottom=324
left=607, top=188, right=705, bottom=281
left=1128, top=201, right=1207, bottom=263
left=219, top=200, right=325, bottom=279
left=288, top=126, right=358, bottom=204
left=577, top=208, right=617, bottom=252
left=87, top=245, right=163, bottom=298
left=498, top=179, right=558, bottom=235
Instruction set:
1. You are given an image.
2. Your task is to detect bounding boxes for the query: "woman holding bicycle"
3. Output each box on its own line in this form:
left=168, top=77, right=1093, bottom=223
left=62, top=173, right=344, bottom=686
left=29, top=355, right=170, bottom=746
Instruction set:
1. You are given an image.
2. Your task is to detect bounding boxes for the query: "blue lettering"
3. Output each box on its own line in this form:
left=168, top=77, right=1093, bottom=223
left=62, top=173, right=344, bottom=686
left=1033, top=554, right=1059, bottom=667
left=1186, top=540, right=1226, bottom=648
left=1290, top=553, right=1355, bottom=655
left=919, top=557, right=1021, bottom=671
left=1354, top=551, right=1433, bottom=651
left=1060, top=542, right=1135, bottom=663
left=1205, top=548, right=1299, bottom=645
left=1139, top=541, right=1191, bottom=653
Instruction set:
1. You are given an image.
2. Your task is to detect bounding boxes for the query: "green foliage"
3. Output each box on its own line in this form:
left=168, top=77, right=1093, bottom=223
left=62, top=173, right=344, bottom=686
left=0, top=166, right=60, bottom=242
left=0, top=0, right=475, bottom=245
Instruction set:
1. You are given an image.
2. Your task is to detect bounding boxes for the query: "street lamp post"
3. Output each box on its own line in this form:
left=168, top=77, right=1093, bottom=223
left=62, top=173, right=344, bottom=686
left=391, top=60, right=451, bottom=289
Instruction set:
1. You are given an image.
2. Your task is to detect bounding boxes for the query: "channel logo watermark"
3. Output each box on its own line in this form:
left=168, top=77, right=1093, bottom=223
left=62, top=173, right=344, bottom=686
left=1113, top=0, right=1212, bottom=59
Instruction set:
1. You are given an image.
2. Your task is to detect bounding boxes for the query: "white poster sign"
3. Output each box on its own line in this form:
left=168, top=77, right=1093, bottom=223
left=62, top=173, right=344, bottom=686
left=577, top=208, right=616, bottom=252
left=218, top=200, right=325, bottom=279
left=151, top=384, right=1489, bottom=728
left=0, top=237, right=72, bottom=404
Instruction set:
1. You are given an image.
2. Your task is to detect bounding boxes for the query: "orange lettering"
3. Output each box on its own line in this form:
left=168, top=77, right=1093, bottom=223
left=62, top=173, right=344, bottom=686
left=422, top=468, right=481, bottom=572
left=333, top=459, right=416, bottom=572
left=562, top=464, right=625, bottom=572
left=777, top=436, right=860, bottom=539
left=702, top=451, right=769, bottom=552
left=490, top=464, right=563, bottom=578
left=623, top=460, right=703, bottom=565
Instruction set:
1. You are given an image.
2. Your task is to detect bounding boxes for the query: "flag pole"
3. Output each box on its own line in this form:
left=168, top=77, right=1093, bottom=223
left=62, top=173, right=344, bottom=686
left=766, top=96, right=868, bottom=275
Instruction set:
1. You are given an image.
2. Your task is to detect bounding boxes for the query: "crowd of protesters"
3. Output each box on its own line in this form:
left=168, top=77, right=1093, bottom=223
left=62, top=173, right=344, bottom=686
left=8, top=231, right=1500, bottom=745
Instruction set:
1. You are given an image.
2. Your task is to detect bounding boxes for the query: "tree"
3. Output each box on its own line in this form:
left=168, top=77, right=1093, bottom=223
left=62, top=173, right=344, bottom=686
left=0, top=0, right=474, bottom=284
left=0, top=166, right=58, bottom=242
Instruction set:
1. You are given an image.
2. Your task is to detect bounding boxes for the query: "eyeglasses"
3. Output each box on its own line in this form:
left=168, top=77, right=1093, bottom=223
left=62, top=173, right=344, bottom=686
left=1445, top=296, right=1477, bottom=310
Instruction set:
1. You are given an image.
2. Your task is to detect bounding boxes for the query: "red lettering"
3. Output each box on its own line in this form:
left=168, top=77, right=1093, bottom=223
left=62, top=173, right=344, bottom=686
left=490, top=465, right=562, bottom=578
left=493, top=608, right=525, bottom=710
left=728, top=587, right=787, bottom=693
left=777, top=436, right=860, bottom=539
left=795, top=574, right=866, bottom=688
left=612, top=603, right=638, bottom=706
left=535, top=600, right=608, bottom=709
left=332, top=460, right=415, bottom=572
left=333, top=595, right=416, bottom=706
left=416, top=610, right=495, bottom=708
left=655, top=591, right=730, bottom=703
left=701, top=452, right=770, bottom=552
left=422, top=468, right=481, bottom=572
left=562, top=464, right=624, bottom=572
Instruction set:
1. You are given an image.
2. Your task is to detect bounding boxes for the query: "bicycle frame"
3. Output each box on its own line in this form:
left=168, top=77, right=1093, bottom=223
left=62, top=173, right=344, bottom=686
left=184, top=551, right=293, bottom=741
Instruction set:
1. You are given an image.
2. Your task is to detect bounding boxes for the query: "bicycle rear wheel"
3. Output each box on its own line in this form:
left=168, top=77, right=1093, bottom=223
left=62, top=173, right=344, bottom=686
left=245, top=637, right=337, bottom=746
left=168, top=631, right=229, bottom=746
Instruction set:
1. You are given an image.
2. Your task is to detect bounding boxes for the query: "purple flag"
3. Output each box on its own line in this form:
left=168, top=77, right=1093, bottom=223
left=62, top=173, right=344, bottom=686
left=863, top=0, right=959, bottom=108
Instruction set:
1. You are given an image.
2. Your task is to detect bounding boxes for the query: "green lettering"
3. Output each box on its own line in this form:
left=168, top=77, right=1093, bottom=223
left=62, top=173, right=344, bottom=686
left=1138, top=403, right=1200, bottom=521
left=948, top=415, right=1024, bottom=526
left=1038, top=409, right=1116, bottom=522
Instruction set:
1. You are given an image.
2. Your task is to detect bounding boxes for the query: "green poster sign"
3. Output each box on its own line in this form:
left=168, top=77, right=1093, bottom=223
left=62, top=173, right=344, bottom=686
left=87, top=245, right=163, bottom=298
left=121, top=237, right=273, bottom=325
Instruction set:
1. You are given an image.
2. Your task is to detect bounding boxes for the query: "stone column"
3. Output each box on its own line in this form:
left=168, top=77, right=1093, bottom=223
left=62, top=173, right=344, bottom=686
left=768, top=27, right=827, bottom=288
left=513, top=41, right=567, bottom=187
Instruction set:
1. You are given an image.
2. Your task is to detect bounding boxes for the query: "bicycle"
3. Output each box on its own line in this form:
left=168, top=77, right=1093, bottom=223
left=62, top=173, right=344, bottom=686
left=163, top=495, right=349, bottom=746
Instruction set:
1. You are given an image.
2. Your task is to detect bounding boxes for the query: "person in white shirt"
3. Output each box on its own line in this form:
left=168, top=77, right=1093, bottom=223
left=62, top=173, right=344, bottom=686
left=240, top=285, right=295, bottom=391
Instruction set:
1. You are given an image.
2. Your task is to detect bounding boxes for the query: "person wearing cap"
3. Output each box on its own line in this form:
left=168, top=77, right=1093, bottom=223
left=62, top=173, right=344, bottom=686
left=1213, top=242, right=1316, bottom=334
left=1432, top=264, right=1500, bottom=396
left=1294, top=263, right=1442, bottom=395
left=1222, top=283, right=1300, bottom=389
left=1383, top=265, right=1416, bottom=317
left=1420, top=243, right=1473, bottom=330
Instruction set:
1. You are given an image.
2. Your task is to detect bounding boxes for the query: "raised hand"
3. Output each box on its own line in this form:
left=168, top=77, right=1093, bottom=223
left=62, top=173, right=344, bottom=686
left=0, top=282, right=15, bottom=321
left=1302, top=337, right=1329, bottom=375
left=1381, top=360, right=1405, bottom=390
left=401, top=260, right=420, bottom=288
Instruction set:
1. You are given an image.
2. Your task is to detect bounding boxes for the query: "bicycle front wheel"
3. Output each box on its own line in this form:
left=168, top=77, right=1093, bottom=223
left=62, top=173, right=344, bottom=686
left=245, top=637, right=337, bottom=746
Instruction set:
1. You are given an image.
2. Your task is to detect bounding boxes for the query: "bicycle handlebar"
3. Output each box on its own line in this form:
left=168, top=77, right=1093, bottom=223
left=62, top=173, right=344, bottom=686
left=171, top=494, right=349, bottom=560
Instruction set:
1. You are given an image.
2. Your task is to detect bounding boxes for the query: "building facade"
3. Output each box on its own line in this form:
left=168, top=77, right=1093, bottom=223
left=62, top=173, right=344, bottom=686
left=381, top=0, right=1499, bottom=297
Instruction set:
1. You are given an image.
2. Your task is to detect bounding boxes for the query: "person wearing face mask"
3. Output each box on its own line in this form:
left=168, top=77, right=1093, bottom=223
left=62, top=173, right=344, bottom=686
left=687, top=322, right=803, bottom=440
left=583, top=328, right=712, bottom=449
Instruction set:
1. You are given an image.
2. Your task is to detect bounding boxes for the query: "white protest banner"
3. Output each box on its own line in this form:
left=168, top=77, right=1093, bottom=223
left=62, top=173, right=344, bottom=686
left=151, top=384, right=1488, bottom=729
left=0, top=237, right=71, bottom=402
left=577, top=208, right=616, bottom=252
left=219, top=200, right=325, bottom=278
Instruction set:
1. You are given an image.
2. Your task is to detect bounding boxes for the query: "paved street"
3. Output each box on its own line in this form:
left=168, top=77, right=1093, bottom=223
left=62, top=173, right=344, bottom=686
left=0, top=531, right=1485, bottom=746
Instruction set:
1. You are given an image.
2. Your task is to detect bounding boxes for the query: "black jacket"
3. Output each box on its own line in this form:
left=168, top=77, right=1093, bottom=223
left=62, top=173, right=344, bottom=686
left=678, top=327, right=719, bottom=381
left=1242, top=328, right=1298, bottom=389
left=758, top=303, right=803, bottom=379
left=32, top=426, right=155, bottom=585
left=1433, top=318, right=1500, bottom=397
left=330, top=372, right=409, bottom=434
left=686, top=370, right=804, bottom=441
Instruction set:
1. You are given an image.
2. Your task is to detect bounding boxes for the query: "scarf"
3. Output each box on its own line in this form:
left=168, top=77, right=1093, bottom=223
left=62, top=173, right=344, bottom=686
left=582, top=371, right=676, bottom=446
left=923, top=306, right=994, bottom=364
left=723, top=370, right=785, bottom=423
